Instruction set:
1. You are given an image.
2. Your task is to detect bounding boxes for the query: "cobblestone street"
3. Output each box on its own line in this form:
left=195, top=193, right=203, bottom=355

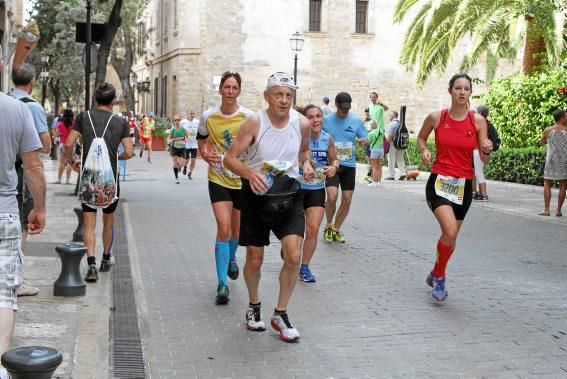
left=120, top=152, right=567, bottom=378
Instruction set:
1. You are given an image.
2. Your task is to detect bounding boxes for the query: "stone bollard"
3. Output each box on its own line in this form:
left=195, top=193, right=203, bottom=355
left=53, top=243, right=87, bottom=297
left=1, top=346, right=62, bottom=379
left=72, top=207, right=83, bottom=242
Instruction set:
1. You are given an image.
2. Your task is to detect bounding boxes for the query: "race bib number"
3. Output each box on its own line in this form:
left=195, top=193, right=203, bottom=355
left=310, top=166, right=326, bottom=184
left=434, top=175, right=466, bottom=205
left=335, top=142, right=353, bottom=161
left=173, top=140, right=185, bottom=149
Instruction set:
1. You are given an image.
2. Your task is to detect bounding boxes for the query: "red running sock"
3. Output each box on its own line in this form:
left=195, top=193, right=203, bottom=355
left=432, top=240, right=455, bottom=278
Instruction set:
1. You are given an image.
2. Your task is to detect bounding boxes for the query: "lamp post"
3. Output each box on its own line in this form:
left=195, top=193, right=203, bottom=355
left=40, top=55, right=50, bottom=108
left=130, top=71, right=138, bottom=114
left=289, top=31, right=304, bottom=106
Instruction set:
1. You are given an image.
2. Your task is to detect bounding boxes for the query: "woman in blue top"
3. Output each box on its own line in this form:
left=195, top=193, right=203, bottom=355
left=299, top=104, right=339, bottom=282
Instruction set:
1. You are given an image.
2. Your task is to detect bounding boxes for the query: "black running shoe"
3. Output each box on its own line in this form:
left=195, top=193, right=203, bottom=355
left=228, top=261, right=239, bottom=280
left=182, top=166, right=187, bottom=175
left=99, top=255, right=115, bottom=272
left=187, top=172, right=192, bottom=180
left=85, top=266, right=99, bottom=282
left=215, top=283, right=230, bottom=305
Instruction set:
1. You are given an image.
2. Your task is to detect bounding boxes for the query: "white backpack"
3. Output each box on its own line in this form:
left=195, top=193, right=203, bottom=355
left=78, top=111, right=118, bottom=209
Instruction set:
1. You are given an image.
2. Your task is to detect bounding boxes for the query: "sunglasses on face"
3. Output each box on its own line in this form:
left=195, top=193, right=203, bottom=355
left=174, top=119, right=180, bottom=121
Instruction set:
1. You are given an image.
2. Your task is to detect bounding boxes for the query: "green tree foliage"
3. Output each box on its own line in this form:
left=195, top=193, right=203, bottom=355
left=479, top=66, right=567, bottom=148
left=394, top=0, right=563, bottom=86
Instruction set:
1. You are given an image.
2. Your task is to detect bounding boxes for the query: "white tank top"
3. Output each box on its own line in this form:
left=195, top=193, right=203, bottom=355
left=245, top=109, right=302, bottom=178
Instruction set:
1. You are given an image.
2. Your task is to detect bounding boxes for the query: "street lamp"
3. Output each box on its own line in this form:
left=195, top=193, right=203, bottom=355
left=40, top=55, right=50, bottom=108
left=289, top=31, right=304, bottom=106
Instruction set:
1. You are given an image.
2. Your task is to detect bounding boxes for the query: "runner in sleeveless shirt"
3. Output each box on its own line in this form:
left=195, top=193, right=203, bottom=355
left=181, top=110, right=199, bottom=179
left=168, top=115, right=187, bottom=184
left=417, top=73, right=493, bottom=301
left=196, top=71, right=254, bottom=305
left=139, top=112, right=155, bottom=163
left=298, top=104, right=338, bottom=282
left=224, top=72, right=314, bottom=343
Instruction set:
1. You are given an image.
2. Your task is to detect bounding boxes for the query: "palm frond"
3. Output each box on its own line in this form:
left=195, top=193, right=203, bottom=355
left=393, top=0, right=423, bottom=23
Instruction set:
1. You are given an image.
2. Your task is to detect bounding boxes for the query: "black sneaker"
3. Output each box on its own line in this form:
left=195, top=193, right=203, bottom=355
left=99, top=255, right=116, bottom=272
left=182, top=166, right=187, bottom=175
left=472, top=192, right=480, bottom=200
left=85, top=266, right=99, bottom=282
left=479, top=195, right=489, bottom=202
left=187, top=172, right=192, bottom=180
left=215, top=283, right=230, bottom=305
left=228, top=261, right=239, bottom=280
left=139, top=150, right=143, bottom=158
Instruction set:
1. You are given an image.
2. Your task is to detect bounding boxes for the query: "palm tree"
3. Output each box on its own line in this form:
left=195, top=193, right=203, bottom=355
left=394, top=0, right=562, bottom=86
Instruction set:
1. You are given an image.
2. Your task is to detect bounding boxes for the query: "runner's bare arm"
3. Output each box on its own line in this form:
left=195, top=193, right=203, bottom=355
left=540, top=127, right=551, bottom=145
left=324, top=135, right=339, bottom=177
left=223, top=114, right=260, bottom=181
left=298, top=114, right=315, bottom=181
left=417, top=111, right=440, bottom=164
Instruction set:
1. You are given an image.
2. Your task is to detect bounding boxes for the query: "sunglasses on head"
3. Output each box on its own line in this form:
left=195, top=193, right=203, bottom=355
left=221, top=70, right=241, bottom=82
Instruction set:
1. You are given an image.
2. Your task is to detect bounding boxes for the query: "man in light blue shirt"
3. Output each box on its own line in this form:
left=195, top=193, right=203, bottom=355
left=322, top=92, right=367, bottom=244
left=9, top=63, right=51, bottom=297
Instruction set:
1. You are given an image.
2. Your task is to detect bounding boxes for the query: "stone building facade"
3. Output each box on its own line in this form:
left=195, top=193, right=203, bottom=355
left=0, top=0, right=23, bottom=93
left=133, top=0, right=519, bottom=130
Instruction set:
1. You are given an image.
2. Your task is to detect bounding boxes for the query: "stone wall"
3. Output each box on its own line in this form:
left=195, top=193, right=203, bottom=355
left=135, top=0, right=521, bottom=131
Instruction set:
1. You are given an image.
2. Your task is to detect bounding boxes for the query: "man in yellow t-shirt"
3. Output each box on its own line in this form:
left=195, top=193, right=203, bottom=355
left=139, top=112, right=155, bottom=163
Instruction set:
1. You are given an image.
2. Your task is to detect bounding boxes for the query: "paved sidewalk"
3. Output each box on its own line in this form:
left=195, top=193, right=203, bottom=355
left=357, top=162, right=567, bottom=225
left=12, top=156, right=110, bottom=378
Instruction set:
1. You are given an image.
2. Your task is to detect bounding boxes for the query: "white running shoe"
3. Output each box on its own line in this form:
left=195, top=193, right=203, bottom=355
left=246, top=304, right=266, bottom=331
left=271, top=312, right=300, bottom=342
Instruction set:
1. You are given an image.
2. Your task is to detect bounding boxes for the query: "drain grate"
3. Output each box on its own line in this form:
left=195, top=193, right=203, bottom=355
left=110, top=204, right=146, bottom=378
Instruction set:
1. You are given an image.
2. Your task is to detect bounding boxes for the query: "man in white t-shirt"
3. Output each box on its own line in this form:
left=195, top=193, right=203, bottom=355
left=180, top=110, right=199, bottom=179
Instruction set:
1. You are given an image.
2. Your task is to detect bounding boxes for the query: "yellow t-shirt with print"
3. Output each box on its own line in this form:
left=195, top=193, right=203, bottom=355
left=141, top=118, right=155, bottom=138
left=199, top=106, right=255, bottom=189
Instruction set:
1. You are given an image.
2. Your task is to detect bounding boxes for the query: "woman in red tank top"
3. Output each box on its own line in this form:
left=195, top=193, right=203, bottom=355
left=417, top=74, right=493, bottom=302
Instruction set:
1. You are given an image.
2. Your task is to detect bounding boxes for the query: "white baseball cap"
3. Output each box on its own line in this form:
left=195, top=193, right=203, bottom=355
left=266, top=72, right=298, bottom=90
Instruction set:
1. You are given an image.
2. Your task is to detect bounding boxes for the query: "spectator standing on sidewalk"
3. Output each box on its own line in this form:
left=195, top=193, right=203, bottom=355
left=322, top=96, right=332, bottom=116
left=322, top=92, right=368, bottom=244
left=362, top=108, right=373, bottom=182
left=181, top=110, right=199, bottom=179
left=368, top=119, right=385, bottom=187
left=65, top=83, right=134, bottom=282
left=9, top=63, right=51, bottom=297
left=417, top=73, right=492, bottom=302
left=385, top=110, right=407, bottom=180
left=298, top=104, right=338, bottom=282
left=0, top=88, right=47, bottom=377
left=538, top=109, right=567, bottom=217
left=472, top=105, right=492, bottom=201
left=54, top=109, right=74, bottom=184
left=224, top=72, right=314, bottom=342
left=197, top=71, right=254, bottom=305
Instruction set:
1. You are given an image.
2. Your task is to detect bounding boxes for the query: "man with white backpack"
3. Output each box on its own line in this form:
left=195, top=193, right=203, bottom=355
left=65, top=84, right=134, bottom=282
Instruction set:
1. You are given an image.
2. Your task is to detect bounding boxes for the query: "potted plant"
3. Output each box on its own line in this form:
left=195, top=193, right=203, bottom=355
left=151, top=116, right=171, bottom=151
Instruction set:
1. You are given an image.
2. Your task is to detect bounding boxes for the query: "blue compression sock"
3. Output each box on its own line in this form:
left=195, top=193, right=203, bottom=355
left=229, top=237, right=239, bottom=263
left=215, top=241, right=230, bottom=285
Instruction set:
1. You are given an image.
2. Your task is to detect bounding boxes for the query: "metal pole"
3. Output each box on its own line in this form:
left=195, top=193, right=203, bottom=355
left=293, top=53, right=298, bottom=106
left=85, top=0, right=92, bottom=110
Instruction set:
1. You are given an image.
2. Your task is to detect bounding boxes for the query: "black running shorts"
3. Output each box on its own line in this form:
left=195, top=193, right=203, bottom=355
left=325, top=165, right=356, bottom=191
left=208, top=181, right=241, bottom=210
left=184, top=148, right=198, bottom=159
left=302, top=188, right=326, bottom=210
left=239, top=179, right=305, bottom=247
left=170, top=147, right=186, bottom=158
left=425, top=173, right=473, bottom=221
